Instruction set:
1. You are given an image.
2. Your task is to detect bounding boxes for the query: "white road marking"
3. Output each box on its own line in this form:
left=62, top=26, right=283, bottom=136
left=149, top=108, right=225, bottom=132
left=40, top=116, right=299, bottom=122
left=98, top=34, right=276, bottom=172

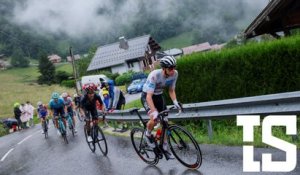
left=17, top=135, right=32, bottom=145
left=1, top=125, right=54, bottom=162
left=1, top=148, right=14, bottom=162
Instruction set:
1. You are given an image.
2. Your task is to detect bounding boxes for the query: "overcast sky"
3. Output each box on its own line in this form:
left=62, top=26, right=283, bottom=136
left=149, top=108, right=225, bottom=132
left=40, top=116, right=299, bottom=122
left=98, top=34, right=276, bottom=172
left=11, top=0, right=269, bottom=39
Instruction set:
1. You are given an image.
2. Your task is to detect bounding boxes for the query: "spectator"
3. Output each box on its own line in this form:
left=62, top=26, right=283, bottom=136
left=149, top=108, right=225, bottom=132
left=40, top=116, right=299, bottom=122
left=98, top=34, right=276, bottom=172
left=13, top=102, right=22, bottom=130
left=100, top=83, right=109, bottom=128
left=107, top=80, right=127, bottom=132
left=20, top=103, right=27, bottom=129
left=26, top=101, right=35, bottom=127
left=102, top=86, right=110, bottom=109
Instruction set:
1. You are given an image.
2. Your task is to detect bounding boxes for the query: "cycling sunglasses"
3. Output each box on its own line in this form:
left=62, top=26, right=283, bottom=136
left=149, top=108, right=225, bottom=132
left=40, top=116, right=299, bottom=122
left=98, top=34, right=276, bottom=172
left=167, top=66, right=176, bottom=71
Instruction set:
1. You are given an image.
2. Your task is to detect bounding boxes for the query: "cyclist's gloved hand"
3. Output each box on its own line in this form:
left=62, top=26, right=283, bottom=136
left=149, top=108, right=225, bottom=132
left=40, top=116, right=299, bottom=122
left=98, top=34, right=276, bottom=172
left=109, top=109, right=114, bottom=113
left=173, top=100, right=183, bottom=115
left=148, top=110, right=158, bottom=120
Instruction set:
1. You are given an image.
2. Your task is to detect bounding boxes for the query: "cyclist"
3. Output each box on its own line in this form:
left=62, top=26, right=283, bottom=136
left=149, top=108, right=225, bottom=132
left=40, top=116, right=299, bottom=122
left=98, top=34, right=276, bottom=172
left=106, top=80, right=127, bottom=131
left=79, top=83, right=106, bottom=142
left=49, top=92, right=67, bottom=136
left=37, top=101, right=49, bottom=134
left=73, top=93, right=82, bottom=110
left=141, top=55, right=182, bottom=159
left=62, top=92, right=77, bottom=133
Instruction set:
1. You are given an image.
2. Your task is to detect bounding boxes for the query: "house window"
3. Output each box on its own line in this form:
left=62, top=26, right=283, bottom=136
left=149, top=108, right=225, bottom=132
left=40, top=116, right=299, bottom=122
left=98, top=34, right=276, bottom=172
left=127, top=62, right=134, bottom=68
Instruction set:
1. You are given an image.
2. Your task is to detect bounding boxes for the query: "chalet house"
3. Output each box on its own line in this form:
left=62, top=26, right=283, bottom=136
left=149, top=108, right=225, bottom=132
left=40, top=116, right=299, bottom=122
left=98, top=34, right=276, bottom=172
left=0, top=54, right=9, bottom=69
left=244, top=0, right=300, bottom=39
left=48, top=54, right=62, bottom=63
left=182, top=42, right=225, bottom=55
left=163, top=48, right=183, bottom=58
left=87, top=35, right=161, bottom=74
left=0, top=60, right=6, bottom=69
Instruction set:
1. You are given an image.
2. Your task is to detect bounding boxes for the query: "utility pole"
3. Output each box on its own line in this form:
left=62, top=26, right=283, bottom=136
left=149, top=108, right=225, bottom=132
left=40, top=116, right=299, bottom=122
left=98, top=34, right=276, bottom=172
left=69, top=47, right=79, bottom=94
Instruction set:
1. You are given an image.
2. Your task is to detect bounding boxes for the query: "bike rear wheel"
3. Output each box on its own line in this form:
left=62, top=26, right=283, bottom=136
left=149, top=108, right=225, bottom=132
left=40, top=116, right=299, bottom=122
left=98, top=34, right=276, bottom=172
left=167, top=125, right=202, bottom=169
left=75, top=109, right=84, bottom=122
left=94, top=125, right=108, bottom=156
left=130, top=127, right=158, bottom=165
left=84, top=125, right=95, bottom=152
left=68, top=117, right=75, bottom=137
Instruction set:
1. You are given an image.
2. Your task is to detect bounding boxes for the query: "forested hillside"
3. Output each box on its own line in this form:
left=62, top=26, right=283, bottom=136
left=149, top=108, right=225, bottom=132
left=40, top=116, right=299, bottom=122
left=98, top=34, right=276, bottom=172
left=0, top=0, right=267, bottom=59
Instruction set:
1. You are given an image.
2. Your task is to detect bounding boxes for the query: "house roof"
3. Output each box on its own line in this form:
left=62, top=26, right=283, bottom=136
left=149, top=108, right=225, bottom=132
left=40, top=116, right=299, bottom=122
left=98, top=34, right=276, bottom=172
left=244, top=0, right=300, bottom=38
left=48, top=54, right=61, bottom=60
left=87, top=35, right=161, bottom=71
left=163, top=48, right=183, bottom=56
left=182, top=42, right=211, bottom=55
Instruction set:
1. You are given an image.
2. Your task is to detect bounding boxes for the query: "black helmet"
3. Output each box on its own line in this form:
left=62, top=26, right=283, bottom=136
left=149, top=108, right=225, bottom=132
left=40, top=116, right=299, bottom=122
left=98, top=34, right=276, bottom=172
left=160, top=56, right=176, bottom=68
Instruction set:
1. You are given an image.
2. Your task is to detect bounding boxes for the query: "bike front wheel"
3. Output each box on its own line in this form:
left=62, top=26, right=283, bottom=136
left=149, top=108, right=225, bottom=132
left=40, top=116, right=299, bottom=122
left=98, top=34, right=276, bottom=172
left=84, top=125, right=95, bottom=152
left=42, top=121, right=48, bottom=139
left=167, top=125, right=202, bottom=169
left=59, top=120, right=68, bottom=144
left=94, top=125, right=108, bottom=156
left=130, top=128, right=158, bottom=165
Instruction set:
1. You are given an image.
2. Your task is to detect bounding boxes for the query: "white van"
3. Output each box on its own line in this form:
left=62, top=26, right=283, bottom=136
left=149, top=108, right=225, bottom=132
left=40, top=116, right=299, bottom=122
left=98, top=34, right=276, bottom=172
left=81, top=74, right=109, bottom=87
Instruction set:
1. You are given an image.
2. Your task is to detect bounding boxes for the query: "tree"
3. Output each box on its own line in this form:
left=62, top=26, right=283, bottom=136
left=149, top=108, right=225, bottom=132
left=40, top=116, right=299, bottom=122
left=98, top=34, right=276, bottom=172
left=37, top=53, right=55, bottom=85
left=10, top=48, right=29, bottom=67
left=76, top=45, right=97, bottom=77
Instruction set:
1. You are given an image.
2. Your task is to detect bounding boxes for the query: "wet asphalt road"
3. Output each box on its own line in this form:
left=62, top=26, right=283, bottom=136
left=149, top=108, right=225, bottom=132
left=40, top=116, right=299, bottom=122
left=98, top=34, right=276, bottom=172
left=0, top=122, right=299, bottom=175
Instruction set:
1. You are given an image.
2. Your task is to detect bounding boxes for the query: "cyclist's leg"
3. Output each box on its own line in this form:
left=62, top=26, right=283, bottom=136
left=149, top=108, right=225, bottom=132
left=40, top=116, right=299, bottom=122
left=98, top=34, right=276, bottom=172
left=53, top=109, right=59, bottom=129
left=69, top=107, right=76, bottom=128
left=84, top=110, right=91, bottom=135
left=59, top=108, right=67, bottom=128
left=141, top=92, right=154, bottom=132
left=141, top=92, right=160, bottom=148
left=91, top=109, right=99, bottom=126
left=91, top=109, right=100, bottom=139
left=40, top=117, right=45, bottom=132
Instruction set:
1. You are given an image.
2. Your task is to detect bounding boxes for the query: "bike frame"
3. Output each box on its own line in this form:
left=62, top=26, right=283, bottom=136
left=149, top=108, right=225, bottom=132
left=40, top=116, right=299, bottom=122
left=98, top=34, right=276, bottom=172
left=57, top=116, right=66, bottom=135
left=132, top=108, right=172, bottom=159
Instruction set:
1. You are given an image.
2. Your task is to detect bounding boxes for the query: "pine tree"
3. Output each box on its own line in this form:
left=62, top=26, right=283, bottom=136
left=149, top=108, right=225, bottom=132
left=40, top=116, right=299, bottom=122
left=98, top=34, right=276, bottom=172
left=37, top=53, right=55, bottom=85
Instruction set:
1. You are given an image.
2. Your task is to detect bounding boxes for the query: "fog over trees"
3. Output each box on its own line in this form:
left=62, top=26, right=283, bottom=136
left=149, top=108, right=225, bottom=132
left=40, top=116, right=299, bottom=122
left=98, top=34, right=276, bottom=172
left=0, top=0, right=268, bottom=59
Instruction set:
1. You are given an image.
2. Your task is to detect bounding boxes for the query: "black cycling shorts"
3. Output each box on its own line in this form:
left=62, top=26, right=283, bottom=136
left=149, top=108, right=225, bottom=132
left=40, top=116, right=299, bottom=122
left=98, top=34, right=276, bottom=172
left=141, top=92, right=166, bottom=113
left=84, top=109, right=98, bottom=120
left=66, top=106, right=74, bottom=117
left=53, top=107, right=65, bottom=118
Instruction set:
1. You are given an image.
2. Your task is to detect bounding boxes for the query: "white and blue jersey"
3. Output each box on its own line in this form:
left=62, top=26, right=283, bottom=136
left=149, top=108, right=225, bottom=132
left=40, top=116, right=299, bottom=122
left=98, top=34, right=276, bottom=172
left=142, top=69, right=178, bottom=95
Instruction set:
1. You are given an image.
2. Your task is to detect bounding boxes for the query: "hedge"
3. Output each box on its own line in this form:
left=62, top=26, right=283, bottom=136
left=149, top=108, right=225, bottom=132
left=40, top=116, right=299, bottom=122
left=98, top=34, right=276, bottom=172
left=169, top=35, right=300, bottom=104
left=61, top=79, right=75, bottom=88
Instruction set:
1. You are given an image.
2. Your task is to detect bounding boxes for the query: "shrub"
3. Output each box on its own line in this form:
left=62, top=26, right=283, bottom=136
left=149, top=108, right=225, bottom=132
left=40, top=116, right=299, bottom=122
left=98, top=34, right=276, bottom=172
left=61, top=79, right=75, bottom=88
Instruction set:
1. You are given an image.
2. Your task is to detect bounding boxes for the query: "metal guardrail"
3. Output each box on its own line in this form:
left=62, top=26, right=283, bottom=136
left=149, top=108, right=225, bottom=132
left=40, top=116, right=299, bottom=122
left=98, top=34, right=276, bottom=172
left=106, top=91, right=300, bottom=121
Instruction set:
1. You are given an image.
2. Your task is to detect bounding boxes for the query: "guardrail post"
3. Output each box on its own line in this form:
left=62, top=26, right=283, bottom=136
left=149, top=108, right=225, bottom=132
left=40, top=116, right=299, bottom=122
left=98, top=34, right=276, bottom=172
left=207, top=120, right=213, bottom=140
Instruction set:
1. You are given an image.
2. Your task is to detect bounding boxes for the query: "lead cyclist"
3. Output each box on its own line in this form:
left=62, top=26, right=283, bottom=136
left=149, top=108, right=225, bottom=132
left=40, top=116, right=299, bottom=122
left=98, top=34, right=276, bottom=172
left=141, top=55, right=182, bottom=160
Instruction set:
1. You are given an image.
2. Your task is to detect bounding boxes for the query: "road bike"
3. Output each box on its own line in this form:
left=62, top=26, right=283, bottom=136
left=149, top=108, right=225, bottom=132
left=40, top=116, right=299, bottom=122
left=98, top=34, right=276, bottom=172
left=74, top=107, right=84, bottom=122
left=41, top=118, right=48, bottom=139
left=83, top=113, right=108, bottom=156
left=57, top=115, right=68, bottom=144
left=66, top=112, right=75, bottom=137
left=130, top=107, right=202, bottom=169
